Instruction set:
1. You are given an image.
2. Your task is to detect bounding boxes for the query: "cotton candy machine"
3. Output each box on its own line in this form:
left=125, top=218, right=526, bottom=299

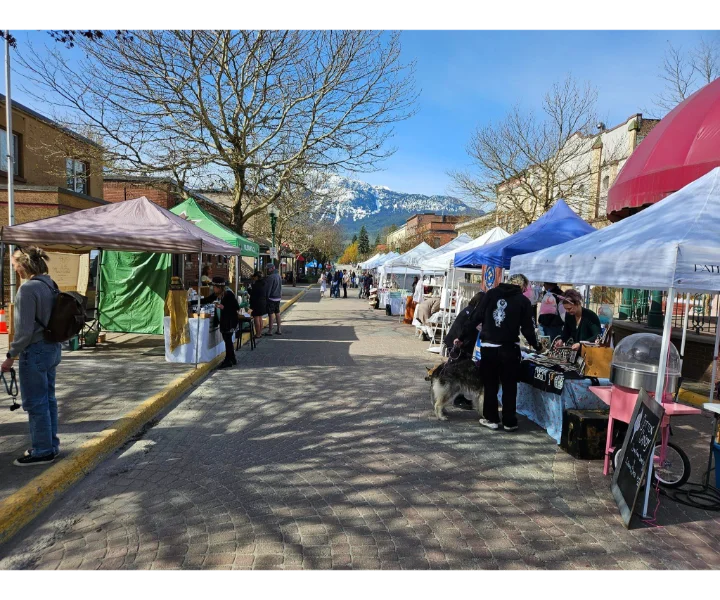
left=610, top=333, right=681, bottom=394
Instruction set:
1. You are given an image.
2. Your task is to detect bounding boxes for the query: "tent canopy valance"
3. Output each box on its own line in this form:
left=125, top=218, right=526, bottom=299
left=1, top=196, right=241, bottom=255
left=454, top=200, right=594, bottom=270
left=509, top=168, right=720, bottom=292
left=170, top=198, right=259, bottom=258
left=420, top=227, right=510, bottom=272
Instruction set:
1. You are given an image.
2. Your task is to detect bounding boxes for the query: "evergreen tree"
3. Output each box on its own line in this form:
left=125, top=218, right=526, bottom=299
left=358, top=226, right=370, bottom=256
left=352, top=234, right=358, bottom=244
left=374, top=233, right=381, bottom=247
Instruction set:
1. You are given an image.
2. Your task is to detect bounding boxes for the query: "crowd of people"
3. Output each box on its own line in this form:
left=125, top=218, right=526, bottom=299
left=318, top=269, right=368, bottom=299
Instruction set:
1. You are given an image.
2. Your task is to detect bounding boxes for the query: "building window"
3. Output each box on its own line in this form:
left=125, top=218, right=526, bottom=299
left=66, top=158, right=89, bottom=195
left=0, top=129, right=20, bottom=176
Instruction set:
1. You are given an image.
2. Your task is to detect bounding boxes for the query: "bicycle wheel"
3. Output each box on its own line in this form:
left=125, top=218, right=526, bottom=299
left=652, top=441, right=690, bottom=488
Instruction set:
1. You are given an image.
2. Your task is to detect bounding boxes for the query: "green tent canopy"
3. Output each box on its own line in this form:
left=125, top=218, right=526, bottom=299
left=170, top=198, right=259, bottom=258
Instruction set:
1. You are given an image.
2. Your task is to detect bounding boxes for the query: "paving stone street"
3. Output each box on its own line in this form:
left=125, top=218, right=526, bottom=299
left=2, top=287, right=720, bottom=570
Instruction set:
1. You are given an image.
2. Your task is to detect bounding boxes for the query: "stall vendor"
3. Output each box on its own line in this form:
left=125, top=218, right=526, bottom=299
left=555, top=289, right=601, bottom=350
left=201, top=276, right=240, bottom=369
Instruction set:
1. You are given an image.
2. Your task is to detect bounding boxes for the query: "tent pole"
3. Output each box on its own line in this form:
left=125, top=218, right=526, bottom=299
left=709, top=295, right=720, bottom=402
left=643, top=285, right=676, bottom=518
left=196, top=248, right=202, bottom=368
left=679, top=293, right=691, bottom=368
left=234, top=255, right=239, bottom=297
left=96, top=249, right=103, bottom=330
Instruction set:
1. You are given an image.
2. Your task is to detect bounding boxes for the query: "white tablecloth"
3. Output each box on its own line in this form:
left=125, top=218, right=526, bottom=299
left=378, top=290, right=407, bottom=316
left=163, top=317, right=227, bottom=363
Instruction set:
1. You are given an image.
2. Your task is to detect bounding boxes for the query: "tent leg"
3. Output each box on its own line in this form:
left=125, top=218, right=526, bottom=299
left=438, top=268, right=455, bottom=354
left=643, top=286, right=677, bottom=518
left=196, top=250, right=202, bottom=368
left=709, top=297, right=720, bottom=402
left=96, top=249, right=103, bottom=331
left=680, top=293, right=690, bottom=367
left=234, top=256, right=239, bottom=297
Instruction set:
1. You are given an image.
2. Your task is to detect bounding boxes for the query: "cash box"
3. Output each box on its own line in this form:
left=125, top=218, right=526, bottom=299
left=560, top=409, right=609, bottom=460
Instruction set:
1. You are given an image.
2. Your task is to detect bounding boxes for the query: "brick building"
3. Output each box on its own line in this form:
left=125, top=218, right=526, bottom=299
left=405, top=213, right=462, bottom=248
left=103, top=175, right=181, bottom=209
left=1, top=94, right=107, bottom=302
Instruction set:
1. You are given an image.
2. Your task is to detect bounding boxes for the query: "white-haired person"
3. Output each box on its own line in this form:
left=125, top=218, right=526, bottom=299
left=473, top=273, right=540, bottom=432
left=1, top=247, right=63, bottom=466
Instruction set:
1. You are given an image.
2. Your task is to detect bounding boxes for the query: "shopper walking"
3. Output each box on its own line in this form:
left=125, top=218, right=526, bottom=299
left=342, top=270, right=349, bottom=298
left=474, top=274, right=540, bottom=432
left=265, top=263, right=283, bottom=335
left=2, top=247, right=62, bottom=466
left=319, top=273, right=327, bottom=298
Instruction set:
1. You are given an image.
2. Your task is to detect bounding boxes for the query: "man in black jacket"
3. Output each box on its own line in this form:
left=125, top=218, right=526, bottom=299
left=201, top=277, right=240, bottom=369
left=475, top=274, right=540, bottom=431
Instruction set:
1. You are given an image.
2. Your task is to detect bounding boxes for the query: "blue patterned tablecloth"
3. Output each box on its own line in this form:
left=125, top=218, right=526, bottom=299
left=499, top=379, right=609, bottom=443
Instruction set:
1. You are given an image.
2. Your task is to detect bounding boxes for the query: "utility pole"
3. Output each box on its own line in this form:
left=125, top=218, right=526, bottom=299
left=4, top=31, right=16, bottom=304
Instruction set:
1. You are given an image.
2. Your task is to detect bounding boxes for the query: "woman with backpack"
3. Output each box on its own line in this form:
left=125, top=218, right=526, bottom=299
left=1, top=248, right=63, bottom=466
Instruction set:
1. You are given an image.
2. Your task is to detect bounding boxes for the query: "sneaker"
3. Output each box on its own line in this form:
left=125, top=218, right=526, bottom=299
left=24, top=448, right=59, bottom=458
left=479, top=419, right=500, bottom=430
left=14, top=452, right=55, bottom=467
left=503, top=425, right=519, bottom=432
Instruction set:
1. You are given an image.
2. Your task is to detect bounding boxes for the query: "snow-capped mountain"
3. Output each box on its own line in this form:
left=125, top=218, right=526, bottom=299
left=315, top=175, right=481, bottom=237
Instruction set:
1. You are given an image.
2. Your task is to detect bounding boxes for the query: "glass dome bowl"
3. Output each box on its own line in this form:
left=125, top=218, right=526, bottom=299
left=610, top=333, right=681, bottom=393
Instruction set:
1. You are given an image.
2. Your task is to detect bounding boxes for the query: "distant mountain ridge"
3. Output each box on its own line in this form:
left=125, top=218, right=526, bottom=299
left=316, top=176, right=482, bottom=237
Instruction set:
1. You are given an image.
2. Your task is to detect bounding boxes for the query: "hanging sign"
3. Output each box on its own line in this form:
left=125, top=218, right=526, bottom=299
left=481, top=266, right=502, bottom=291
left=269, top=247, right=278, bottom=260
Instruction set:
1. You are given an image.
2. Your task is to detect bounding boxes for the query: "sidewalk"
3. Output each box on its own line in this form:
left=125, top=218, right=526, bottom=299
left=0, top=286, right=303, bottom=504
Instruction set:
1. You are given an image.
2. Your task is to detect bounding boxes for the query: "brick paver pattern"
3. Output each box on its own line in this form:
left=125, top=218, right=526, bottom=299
left=2, top=288, right=720, bottom=570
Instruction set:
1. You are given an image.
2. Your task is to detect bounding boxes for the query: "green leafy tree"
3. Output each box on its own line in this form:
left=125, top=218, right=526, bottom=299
left=358, top=226, right=370, bottom=256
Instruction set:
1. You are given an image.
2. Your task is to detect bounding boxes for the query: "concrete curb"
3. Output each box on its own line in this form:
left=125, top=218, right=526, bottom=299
left=0, top=287, right=308, bottom=547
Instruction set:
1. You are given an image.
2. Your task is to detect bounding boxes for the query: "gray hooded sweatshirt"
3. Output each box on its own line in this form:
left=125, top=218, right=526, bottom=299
left=9, top=274, right=57, bottom=357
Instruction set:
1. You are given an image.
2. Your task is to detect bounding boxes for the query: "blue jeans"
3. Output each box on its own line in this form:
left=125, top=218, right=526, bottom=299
left=19, top=340, right=62, bottom=457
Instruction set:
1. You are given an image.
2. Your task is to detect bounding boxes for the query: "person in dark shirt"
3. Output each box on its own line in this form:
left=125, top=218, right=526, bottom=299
left=248, top=271, right=267, bottom=341
left=555, top=289, right=602, bottom=349
left=445, top=291, right=486, bottom=359
left=201, top=277, right=240, bottom=369
left=475, top=274, right=540, bottom=432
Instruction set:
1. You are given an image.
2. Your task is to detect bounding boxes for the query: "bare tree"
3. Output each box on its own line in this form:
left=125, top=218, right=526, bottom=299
left=17, top=30, right=417, bottom=233
left=450, top=76, right=600, bottom=231
left=651, top=38, right=720, bottom=115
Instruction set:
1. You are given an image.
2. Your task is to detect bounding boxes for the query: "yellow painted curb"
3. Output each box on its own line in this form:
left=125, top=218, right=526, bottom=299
left=678, top=387, right=709, bottom=408
left=0, top=288, right=308, bottom=546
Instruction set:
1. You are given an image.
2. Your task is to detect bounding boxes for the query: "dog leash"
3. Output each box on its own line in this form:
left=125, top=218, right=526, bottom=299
left=2, top=368, right=20, bottom=411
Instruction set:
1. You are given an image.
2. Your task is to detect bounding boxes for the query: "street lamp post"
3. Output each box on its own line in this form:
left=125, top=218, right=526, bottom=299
left=267, top=204, right=279, bottom=267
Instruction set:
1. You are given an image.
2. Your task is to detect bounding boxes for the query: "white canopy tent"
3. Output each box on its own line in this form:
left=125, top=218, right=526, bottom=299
left=417, top=234, right=474, bottom=274
left=510, top=167, right=720, bottom=517
left=358, top=252, right=382, bottom=269
left=378, top=242, right=434, bottom=288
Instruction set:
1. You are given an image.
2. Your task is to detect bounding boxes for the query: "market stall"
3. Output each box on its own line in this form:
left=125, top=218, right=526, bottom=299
left=510, top=168, right=720, bottom=515
left=0, top=196, right=242, bottom=366
left=501, top=352, right=610, bottom=443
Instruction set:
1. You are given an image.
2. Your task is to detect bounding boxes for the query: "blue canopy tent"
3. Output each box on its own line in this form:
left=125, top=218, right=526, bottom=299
left=454, top=200, right=596, bottom=269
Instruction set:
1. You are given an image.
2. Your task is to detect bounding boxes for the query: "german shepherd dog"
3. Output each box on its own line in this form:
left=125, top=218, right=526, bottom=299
left=425, top=359, right=484, bottom=420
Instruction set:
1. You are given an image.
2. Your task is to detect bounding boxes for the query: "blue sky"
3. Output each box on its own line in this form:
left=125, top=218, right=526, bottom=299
left=8, top=30, right=719, bottom=197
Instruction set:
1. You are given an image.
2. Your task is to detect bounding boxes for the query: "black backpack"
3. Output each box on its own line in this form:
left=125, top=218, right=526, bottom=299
left=34, top=278, right=88, bottom=343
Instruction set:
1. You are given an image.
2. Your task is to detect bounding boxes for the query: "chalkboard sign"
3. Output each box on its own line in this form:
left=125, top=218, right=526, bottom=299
left=611, top=389, right=665, bottom=528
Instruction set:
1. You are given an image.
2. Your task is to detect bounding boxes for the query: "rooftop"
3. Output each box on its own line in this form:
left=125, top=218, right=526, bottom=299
left=1, top=93, right=104, bottom=151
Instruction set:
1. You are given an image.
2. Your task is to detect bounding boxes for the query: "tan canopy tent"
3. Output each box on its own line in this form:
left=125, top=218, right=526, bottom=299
left=1, top=196, right=242, bottom=365
left=0, top=196, right=242, bottom=255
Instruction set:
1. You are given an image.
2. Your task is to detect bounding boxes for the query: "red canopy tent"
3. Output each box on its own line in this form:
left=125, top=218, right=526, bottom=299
left=607, top=78, right=720, bottom=221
